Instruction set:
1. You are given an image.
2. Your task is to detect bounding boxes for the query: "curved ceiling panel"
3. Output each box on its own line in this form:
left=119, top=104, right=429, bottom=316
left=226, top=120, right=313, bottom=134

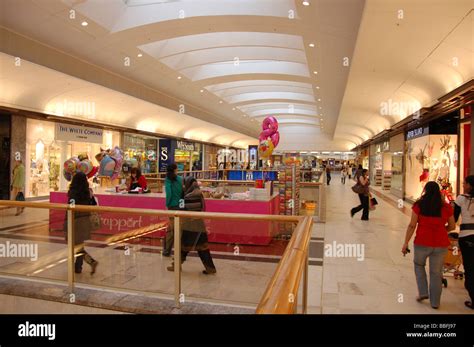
left=224, top=92, right=314, bottom=104
left=63, top=0, right=298, bottom=33
left=139, top=32, right=304, bottom=59
left=180, top=60, right=310, bottom=81
left=211, top=85, right=314, bottom=98
left=206, top=80, right=313, bottom=93
left=159, top=46, right=307, bottom=71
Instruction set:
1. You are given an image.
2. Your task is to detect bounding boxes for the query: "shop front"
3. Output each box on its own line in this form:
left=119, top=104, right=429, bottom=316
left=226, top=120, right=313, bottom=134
left=25, top=119, right=120, bottom=198
left=370, top=141, right=391, bottom=188
left=357, top=147, right=369, bottom=170
left=389, top=133, right=404, bottom=198
left=459, top=105, right=471, bottom=179
left=123, top=133, right=159, bottom=174
left=173, top=140, right=202, bottom=171
left=404, top=117, right=458, bottom=202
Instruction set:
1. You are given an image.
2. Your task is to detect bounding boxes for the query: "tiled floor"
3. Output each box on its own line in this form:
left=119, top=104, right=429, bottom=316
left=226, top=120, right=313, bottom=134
left=0, top=177, right=472, bottom=314
left=319, top=175, right=472, bottom=314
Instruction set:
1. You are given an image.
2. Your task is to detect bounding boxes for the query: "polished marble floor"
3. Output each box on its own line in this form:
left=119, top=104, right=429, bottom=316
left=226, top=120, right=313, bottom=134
left=0, top=177, right=472, bottom=313
left=317, top=175, right=472, bottom=314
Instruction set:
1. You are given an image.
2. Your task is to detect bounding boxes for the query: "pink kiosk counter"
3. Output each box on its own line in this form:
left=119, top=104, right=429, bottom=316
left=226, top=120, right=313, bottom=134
left=50, top=191, right=280, bottom=245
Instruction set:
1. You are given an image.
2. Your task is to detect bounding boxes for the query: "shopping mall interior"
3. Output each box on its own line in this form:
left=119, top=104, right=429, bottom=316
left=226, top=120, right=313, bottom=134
left=0, top=0, right=473, bottom=331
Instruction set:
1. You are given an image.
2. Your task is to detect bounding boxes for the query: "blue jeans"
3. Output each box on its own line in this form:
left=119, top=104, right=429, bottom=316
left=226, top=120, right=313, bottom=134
left=414, top=245, right=447, bottom=308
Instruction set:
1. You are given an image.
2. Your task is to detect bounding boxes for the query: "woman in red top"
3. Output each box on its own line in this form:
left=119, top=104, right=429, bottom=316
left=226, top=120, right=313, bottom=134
left=402, top=181, right=455, bottom=309
left=129, top=167, right=147, bottom=191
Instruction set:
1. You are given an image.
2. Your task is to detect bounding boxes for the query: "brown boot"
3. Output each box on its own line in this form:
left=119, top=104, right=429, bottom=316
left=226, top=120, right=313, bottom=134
left=167, top=261, right=182, bottom=272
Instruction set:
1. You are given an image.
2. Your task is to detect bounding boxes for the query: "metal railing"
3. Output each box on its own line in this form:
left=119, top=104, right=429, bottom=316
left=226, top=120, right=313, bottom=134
left=0, top=200, right=312, bottom=313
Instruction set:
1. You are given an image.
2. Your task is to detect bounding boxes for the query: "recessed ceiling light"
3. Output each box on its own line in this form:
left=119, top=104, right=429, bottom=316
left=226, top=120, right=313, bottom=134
left=137, top=53, right=143, bottom=57
left=232, top=107, right=236, bottom=110
left=303, top=1, right=310, bottom=6
left=81, top=21, right=88, bottom=26
left=316, top=86, right=320, bottom=89
left=313, top=71, right=318, bottom=74
left=200, top=89, right=204, bottom=93
left=318, top=98, right=321, bottom=101
left=309, top=43, right=315, bottom=48
left=219, top=100, right=223, bottom=104
left=177, top=76, right=182, bottom=80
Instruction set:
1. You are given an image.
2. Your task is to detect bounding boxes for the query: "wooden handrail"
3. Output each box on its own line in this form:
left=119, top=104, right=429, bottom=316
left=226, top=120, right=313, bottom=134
left=256, top=216, right=313, bottom=314
left=0, top=200, right=301, bottom=222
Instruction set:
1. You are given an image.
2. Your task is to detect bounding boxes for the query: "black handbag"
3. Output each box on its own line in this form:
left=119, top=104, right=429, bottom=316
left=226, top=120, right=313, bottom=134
left=15, top=192, right=25, bottom=201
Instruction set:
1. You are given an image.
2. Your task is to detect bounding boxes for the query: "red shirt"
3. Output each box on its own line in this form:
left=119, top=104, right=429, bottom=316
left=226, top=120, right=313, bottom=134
left=412, top=203, right=452, bottom=247
left=129, top=175, right=147, bottom=190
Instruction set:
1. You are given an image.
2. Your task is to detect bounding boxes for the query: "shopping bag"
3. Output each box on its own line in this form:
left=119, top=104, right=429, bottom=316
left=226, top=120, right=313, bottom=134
left=369, top=197, right=378, bottom=210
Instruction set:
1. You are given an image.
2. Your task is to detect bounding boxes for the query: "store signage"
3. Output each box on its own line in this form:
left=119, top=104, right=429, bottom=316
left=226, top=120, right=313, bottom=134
left=176, top=141, right=195, bottom=151
left=55, top=123, right=103, bottom=144
left=158, top=139, right=171, bottom=172
left=406, top=127, right=429, bottom=140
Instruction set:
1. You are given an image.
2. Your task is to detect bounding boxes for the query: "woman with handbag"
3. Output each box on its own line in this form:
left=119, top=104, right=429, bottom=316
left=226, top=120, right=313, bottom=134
left=162, top=163, right=183, bottom=257
left=11, top=158, right=25, bottom=216
left=402, top=181, right=455, bottom=309
left=350, top=169, right=370, bottom=220
left=167, top=176, right=216, bottom=274
left=67, top=172, right=99, bottom=274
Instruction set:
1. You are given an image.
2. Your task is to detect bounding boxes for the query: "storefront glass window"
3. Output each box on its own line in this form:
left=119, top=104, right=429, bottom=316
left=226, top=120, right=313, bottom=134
left=123, top=133, right=158, bottom=174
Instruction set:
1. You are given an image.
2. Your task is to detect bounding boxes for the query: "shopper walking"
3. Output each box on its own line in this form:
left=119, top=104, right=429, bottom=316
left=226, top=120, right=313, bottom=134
left=167, top=176, right=216, bottom=275
left=163, top=163, right=183, bottom=257
left=350, top=169, right=370, bottom=220
left=11, top=158, right=25, bottom=216
left=402, top=181, right=455, bottom=309
left=326, top=166, right=331, bottom=185
left=67, top=172, right=99, bottom=274
left=341, top=167, right=347, bottom=184
left=453, top=175, right=474, bottom=310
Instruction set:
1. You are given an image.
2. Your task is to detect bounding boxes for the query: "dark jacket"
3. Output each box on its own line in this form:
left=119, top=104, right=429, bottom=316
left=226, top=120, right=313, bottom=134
left=67, top=190, right=94, bottom=245
left=181, top=178, right=208, bottom=251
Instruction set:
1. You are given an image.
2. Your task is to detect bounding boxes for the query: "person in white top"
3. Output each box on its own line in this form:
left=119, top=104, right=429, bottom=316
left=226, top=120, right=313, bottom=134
left=341, top=167, right=347, bottom=184
left=454, top=175, right=474, bottom=310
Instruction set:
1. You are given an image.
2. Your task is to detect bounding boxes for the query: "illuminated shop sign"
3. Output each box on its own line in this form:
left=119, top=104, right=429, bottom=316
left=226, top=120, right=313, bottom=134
left=406, top=127, right=429, bottom=140
left=55, top=123, right=103, bottom=143
left=176, top=141, right=195, bottom=151
left=158, top=139, right=171, bottom=172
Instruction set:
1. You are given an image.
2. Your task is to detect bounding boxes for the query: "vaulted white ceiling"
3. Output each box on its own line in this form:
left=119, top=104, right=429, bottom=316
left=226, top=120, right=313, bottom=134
left=0, top=0, right=471, bottom=151
left=0, top=0, right=364, bottom=151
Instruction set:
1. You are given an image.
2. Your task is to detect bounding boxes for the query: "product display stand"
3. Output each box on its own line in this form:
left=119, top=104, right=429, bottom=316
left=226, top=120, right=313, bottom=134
left=278, top=164, right=300, bottom=233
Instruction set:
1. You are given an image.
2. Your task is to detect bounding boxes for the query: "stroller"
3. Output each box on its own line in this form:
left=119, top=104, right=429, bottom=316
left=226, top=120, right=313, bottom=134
left=441, top=232, right=464, bottom=288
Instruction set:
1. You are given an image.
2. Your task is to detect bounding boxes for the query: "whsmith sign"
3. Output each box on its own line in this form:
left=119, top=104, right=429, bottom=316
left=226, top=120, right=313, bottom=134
left=176, top=141, right=195, bottom=151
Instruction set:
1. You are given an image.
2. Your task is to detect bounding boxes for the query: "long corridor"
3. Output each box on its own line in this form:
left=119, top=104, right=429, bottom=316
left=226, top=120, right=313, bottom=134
left=318, top=174, right=470, bottom=314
